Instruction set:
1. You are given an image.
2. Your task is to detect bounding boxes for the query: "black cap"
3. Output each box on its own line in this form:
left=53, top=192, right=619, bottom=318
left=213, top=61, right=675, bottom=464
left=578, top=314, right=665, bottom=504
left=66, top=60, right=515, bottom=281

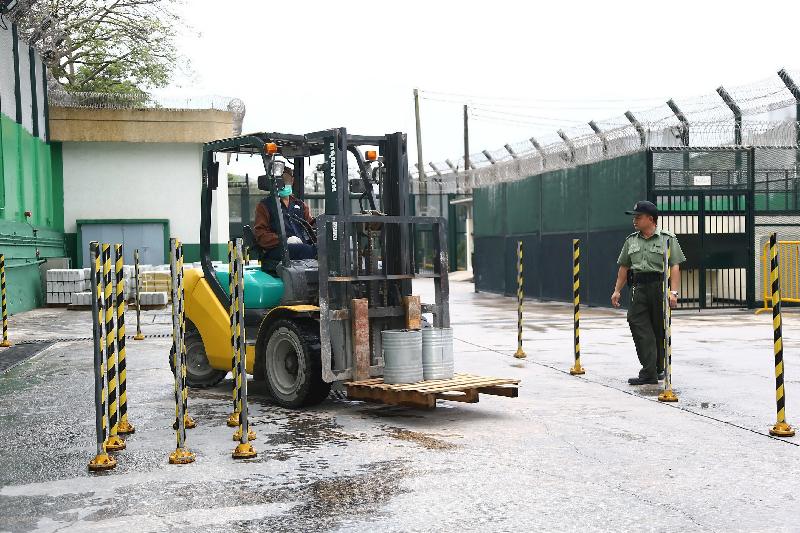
left=625, top=200, right=658, bottom=217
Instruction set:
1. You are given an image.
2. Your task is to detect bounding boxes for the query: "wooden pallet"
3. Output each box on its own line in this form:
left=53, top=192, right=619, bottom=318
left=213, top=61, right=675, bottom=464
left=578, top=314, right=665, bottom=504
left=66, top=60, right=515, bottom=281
left=345, top=373, right=520, bottom=409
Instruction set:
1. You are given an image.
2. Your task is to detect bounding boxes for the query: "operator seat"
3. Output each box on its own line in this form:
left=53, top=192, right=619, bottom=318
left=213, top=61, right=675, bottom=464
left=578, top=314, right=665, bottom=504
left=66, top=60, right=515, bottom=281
left=242, top=225, right=280, bottom=274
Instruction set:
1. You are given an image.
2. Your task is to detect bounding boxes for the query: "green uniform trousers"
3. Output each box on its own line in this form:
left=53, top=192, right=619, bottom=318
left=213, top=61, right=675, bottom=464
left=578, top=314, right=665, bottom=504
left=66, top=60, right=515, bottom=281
left=627, top=280, right=665, bottom=379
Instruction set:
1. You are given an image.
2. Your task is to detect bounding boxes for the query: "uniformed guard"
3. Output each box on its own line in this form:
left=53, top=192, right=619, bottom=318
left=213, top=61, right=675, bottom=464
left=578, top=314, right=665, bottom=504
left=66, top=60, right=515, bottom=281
left=611, top=200, right=685, bottom=385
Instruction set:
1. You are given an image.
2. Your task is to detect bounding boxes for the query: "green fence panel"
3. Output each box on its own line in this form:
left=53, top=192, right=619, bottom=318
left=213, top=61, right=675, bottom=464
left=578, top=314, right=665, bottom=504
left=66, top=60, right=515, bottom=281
left=2, top=116, right=21, bottom=220
left=541, top=167, right=588, bottom=233
left=473, top=183, right=506, bottom=237
left=505, top=175, right=540, bottom=235
left=19, top=130, right=34, bottom=222
left=37, top=140, right=53, bottom=227
left=587, top=152, right=648, bottom=231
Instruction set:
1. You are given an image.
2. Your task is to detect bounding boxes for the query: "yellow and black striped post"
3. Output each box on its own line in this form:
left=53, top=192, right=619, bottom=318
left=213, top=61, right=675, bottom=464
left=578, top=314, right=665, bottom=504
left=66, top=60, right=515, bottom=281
left=570, top=239, right=585, bottom=375
left=88, top=242, right=116, bottom=471
left=177, top=242, right=195, bottom=431
left=226, top=240, right=241, bottom=427
left=658, top=238, right=678, bottom=403
left=115, top=244, right=135, bottom=434
left=0, top=254, right=11, bottom=348
left=133, top=248, right=144, bottom=341
left=233, top=238, right=256, bottom=458
left=169, top=238, right=195, bottom=464
left=769, top=233, right=795, bottom=437
left=513, top=240, right=526, bottom=359
left=102, top=243, right=126, bottom=451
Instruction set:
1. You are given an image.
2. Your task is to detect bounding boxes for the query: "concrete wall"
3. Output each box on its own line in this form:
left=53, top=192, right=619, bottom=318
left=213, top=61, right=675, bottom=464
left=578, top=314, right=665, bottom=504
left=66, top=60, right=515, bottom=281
left=50, top=107, right=234, bottom=143
left=61, top=141, right=229, bottom=263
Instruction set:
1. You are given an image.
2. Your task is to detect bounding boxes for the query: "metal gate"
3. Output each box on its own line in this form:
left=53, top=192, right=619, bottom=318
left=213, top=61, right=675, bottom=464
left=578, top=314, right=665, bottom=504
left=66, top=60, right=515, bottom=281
left=649, top=148, right=755, bottom=309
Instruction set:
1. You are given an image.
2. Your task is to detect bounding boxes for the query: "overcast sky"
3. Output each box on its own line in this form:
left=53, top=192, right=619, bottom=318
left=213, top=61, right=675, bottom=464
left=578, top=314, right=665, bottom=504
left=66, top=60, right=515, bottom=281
left=175, top=0, right=800, bottom=169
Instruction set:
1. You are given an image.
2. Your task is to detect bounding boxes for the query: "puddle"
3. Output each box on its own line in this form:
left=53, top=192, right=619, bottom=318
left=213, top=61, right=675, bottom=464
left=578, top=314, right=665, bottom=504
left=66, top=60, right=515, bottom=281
left=385, top=428, right=458, bottom=450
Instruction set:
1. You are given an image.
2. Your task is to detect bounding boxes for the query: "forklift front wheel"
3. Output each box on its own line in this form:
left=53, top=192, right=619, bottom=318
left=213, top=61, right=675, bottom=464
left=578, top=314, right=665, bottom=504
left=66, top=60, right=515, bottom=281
left=263, top=319, right=330, bottom=408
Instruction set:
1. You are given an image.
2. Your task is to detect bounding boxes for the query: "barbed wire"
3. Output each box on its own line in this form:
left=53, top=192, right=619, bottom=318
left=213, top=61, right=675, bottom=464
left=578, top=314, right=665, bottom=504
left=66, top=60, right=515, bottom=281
left=413, top=69, right=800, bottom=193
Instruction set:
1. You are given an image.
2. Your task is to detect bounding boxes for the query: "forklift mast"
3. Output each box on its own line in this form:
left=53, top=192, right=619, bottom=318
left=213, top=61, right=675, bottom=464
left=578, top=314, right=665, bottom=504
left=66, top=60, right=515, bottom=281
left=200, top=129, right=449, bottom=384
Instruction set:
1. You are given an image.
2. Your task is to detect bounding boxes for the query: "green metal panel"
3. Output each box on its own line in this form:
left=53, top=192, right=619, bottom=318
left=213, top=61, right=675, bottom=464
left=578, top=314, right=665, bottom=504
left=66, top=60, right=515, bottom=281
left=36, top=140, right=51, bottom=227
left=50, top=142, right=64, bottom=231
left=2, top=115, right=21, bottom=219
left=19, top=129, right=32, bottom=221
left=0, top=219, right=66, bottom=314
left=0, top=112, right=3, bottom=210
left=1, top=114, right=57, bottom=226
left=6, top=263, right=44, bottom=314
left=505, top=175, right=540, bottom=234
left=76, top=218, right=169, bottom=267
left=215, top=265, right=284, bottom=310
left=0, top=220, right=65, bottom=259
left=183, top=243, right=228, bottom=263
left=473, top=183, right=506, bottom=237
left=0, top=49, right=65, bottom=314
left=587, top=153, right=648, bottom=231
left=541, top=167, right=588, bottom=233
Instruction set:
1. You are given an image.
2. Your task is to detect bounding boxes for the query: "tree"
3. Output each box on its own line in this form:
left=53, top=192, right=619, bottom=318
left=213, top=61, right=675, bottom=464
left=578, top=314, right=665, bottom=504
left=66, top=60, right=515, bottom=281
left=11, top=0, right=183, bottom=94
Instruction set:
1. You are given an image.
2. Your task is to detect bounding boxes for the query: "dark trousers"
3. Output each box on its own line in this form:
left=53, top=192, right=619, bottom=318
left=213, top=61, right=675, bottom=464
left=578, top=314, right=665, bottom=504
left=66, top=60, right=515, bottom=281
left=263, top=243, right=317, bottom=262
left=627, top=281, right=665, bottom=379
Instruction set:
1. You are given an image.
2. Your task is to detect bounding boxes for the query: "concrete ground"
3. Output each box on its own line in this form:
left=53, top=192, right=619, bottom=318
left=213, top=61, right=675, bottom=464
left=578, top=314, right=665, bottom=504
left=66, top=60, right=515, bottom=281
left=0, top=279, right=799, bottom=532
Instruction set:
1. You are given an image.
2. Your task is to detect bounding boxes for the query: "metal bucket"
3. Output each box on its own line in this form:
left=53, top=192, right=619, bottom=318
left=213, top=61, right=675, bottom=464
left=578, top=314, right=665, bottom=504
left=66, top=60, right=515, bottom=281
left=422, top=327, right=454, bottom=380
left=381, top=329, right=423, bottom=384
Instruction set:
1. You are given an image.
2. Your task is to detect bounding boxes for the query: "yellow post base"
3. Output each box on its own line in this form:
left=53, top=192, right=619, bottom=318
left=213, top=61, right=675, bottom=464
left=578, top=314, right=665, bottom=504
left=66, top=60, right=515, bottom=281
left=0, top=340, right=11, bottom=348
left=88, top=452, right=117, bottom=471
left=173, top=414, right=197, bottom=430
left=103, top=435, right=126, bottom=451
left=227, top=411, right=240, bottom=427
left=117, top=420, right=136, bottom=435
left=168, top=447, right=196, bottom=464
left=658, top=390, right=679, bottom=402
left=232, top=442, right=257, bottom=459
left=513, top=348, right=526, bottom=359
left=133, top=333, right=145, bottom=341
left=569, top=363, right=585, bottom=375
left=233, top=428, right=257, bottom=441
left=769, top=422, right=796, bottom=437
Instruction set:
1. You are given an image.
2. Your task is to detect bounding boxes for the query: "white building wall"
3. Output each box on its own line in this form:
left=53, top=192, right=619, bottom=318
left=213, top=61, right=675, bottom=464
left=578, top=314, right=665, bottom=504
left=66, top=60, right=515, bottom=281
left=16, top=38, right=32, bottom=134
left=0, top=26, right=15, bottom=119
left=212, top=154, right=230, bottom=245
left=62, top=142, right=229, bottom=247
left=34, top=51, right=46, bottom=140
left=0, top=24, right=48, bottom=137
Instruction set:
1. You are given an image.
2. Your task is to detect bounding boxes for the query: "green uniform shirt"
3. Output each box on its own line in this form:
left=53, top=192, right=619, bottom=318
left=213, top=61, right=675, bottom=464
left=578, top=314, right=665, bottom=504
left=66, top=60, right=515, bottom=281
left=617, top=228, right=686, bottom=272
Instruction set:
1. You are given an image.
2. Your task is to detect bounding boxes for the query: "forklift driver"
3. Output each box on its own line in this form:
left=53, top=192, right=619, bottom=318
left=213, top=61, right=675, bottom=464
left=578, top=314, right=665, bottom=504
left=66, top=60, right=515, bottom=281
left=253, top=167, right=317, bottom=265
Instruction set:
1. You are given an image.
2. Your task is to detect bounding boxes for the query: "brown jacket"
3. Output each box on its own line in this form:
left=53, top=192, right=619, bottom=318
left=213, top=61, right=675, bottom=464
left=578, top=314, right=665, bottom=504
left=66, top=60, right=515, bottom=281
left=253, top=196, right=314, bottom=250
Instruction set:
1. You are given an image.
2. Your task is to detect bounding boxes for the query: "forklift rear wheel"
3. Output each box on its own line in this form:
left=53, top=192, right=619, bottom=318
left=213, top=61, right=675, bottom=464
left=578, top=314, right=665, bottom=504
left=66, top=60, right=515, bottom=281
left=263, top=319, right=331, bottom=407
left=184, top=329, right=227, bottom=388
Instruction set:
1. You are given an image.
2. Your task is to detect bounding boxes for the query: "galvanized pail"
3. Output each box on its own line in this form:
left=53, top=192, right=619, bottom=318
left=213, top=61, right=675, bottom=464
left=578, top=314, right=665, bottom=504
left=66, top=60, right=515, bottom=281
left=422, top=327, right=454, bottom=380
left=381, top=329, right=423, bottom=384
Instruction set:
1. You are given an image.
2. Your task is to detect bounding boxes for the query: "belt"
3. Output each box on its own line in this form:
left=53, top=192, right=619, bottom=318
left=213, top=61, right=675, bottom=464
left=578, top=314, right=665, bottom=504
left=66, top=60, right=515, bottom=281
left=631, top=271, right=662, bottom=285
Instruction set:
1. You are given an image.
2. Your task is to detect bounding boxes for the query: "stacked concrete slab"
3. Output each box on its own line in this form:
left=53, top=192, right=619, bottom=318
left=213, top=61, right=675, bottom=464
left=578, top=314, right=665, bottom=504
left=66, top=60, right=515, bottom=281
left=66, top=264, right=157, bottom=307
left=46, top=269, right=86, bottom=305
left=138, top=292, right=169, bottom=306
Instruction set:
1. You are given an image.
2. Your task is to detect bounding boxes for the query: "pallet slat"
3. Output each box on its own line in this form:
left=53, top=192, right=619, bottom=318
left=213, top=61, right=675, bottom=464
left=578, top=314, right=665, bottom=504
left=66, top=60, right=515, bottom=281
left=345, top=373, right=520, bottom=409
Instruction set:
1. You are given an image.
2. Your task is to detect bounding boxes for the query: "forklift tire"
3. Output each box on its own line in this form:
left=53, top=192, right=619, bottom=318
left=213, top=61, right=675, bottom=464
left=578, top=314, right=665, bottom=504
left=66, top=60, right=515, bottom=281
left=262, top=319, right=331, bottom=408
left=183, top=329, right=227, bottom=388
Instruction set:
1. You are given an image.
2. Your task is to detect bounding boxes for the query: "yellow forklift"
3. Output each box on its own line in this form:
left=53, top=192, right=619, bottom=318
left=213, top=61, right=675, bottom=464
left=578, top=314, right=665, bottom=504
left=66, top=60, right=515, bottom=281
left=181, top=129, right=453, bottom=407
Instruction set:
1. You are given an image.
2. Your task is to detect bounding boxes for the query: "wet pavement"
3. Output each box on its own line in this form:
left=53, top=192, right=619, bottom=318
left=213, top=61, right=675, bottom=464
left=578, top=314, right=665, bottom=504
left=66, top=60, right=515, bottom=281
left=0, top=280, right=799, bottom=532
